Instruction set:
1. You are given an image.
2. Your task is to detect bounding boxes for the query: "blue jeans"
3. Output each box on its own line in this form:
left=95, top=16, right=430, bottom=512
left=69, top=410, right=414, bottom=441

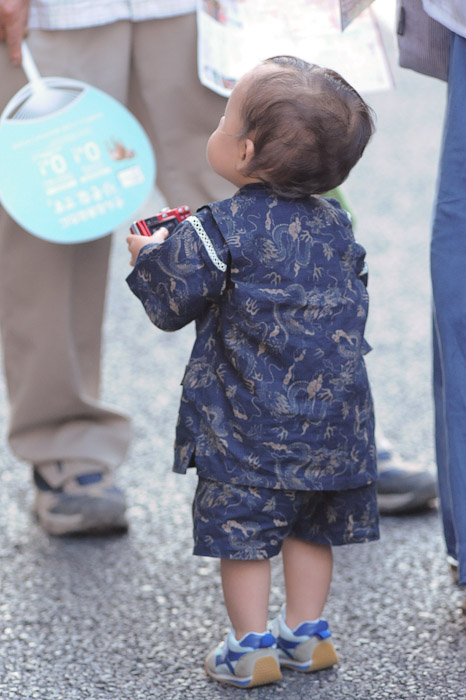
left=431, top=32, right=466, bottom=585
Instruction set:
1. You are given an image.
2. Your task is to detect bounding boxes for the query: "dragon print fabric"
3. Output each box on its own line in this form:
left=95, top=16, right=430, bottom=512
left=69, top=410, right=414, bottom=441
left=193, top=478, right=380, bottom=559
left=127, top=183, right=377, bottom=492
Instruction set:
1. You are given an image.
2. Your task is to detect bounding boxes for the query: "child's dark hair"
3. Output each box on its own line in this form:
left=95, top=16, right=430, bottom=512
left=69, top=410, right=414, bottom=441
left=239, top=55, right=375, bottom=199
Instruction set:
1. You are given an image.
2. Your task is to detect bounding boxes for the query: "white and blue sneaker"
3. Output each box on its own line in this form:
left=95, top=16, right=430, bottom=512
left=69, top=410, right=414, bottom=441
left=270, top=607, right=339, bottom=673
left=204, top=630, right=282, bottom=688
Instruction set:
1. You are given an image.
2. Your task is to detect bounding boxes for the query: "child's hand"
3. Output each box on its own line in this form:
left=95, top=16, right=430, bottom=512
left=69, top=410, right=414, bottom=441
left=126, top=227, right=170, bottom=266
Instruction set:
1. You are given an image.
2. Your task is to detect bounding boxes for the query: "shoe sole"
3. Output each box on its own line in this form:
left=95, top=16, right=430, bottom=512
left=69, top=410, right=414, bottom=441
left=377, top=483, right=437, bottom=515
left=34, top=499, right=128, bottom=536
left=280, top=639, right=339, bottom=673
left=205, top=654, right=282, bottom=688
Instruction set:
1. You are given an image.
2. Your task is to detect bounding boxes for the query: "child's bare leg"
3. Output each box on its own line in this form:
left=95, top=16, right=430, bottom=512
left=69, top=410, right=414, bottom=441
left=220, top=559, right=271, bottom=638
left=282, top=537, right=332, bottom=627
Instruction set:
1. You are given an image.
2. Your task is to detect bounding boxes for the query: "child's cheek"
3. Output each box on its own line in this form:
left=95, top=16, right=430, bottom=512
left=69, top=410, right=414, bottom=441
left=206, top=133, right=215, bottom=169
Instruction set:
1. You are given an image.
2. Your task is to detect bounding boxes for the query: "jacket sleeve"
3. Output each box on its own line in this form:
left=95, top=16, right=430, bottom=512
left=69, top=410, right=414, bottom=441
left=126, top=210, right=229, bottom=331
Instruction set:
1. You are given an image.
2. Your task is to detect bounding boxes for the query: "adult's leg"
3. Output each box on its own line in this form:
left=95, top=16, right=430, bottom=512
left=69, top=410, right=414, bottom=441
left=130, top=13, right=234, bottom=210
left=0, top=26, right=133, bottom=468
left=431, top=32, right=466, bottom=585
left=432, top=315, right=457, bottom=561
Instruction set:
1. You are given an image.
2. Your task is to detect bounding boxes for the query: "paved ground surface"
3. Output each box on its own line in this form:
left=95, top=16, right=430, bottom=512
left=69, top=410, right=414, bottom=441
left=1, top=2, right=466, bottom=698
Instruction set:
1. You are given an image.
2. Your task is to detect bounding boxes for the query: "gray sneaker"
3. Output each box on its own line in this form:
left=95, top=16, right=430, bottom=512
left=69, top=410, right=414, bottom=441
left=376, top=449, right=437, bottom=515
left=33, top=459, right=128, bottom=535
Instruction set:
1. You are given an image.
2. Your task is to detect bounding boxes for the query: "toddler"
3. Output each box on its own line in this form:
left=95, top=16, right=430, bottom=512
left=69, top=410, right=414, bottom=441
left=127, top=55, right=378, bottom=689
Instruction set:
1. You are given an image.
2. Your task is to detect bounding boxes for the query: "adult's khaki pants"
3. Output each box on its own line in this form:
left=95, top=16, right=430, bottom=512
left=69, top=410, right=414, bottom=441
left=0, top=13, right=232, bottom=468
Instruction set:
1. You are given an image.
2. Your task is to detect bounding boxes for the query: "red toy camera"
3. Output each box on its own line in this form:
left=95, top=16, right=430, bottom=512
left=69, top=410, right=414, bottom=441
left=130, top=205, right=191, bottom=237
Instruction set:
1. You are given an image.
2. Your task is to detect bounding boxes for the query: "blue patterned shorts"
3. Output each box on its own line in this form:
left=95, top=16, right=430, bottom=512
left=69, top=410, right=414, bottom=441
left=193, top=478, right=379, bottom=560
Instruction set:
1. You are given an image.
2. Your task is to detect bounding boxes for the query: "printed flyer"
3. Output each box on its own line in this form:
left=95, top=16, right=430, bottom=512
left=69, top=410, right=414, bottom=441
left=197, top=0, right=392, bottom=97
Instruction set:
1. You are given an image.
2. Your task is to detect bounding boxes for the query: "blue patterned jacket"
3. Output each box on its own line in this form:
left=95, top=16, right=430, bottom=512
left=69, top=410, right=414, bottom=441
left=127, top=183, right=376, bottom=491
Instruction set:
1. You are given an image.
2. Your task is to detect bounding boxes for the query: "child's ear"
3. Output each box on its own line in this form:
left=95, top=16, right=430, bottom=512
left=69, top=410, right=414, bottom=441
left=237, top=138, right=255, bottom=173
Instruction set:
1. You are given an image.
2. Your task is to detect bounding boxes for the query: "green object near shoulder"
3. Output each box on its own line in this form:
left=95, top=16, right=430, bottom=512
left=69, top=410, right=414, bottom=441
left=324, top=188, right=356, bottom=229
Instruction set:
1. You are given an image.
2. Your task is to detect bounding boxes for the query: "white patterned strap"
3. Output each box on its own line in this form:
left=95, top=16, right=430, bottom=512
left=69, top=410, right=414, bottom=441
left=186, top=215, right=227, bottom=272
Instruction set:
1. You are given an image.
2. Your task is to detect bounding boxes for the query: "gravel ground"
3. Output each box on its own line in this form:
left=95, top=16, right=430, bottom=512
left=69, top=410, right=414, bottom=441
left=1, top=3, right=466, bottom=698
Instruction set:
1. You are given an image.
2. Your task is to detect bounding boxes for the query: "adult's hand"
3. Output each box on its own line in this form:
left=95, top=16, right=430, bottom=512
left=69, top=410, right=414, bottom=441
left=0, top=0, right=30, bottom=66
